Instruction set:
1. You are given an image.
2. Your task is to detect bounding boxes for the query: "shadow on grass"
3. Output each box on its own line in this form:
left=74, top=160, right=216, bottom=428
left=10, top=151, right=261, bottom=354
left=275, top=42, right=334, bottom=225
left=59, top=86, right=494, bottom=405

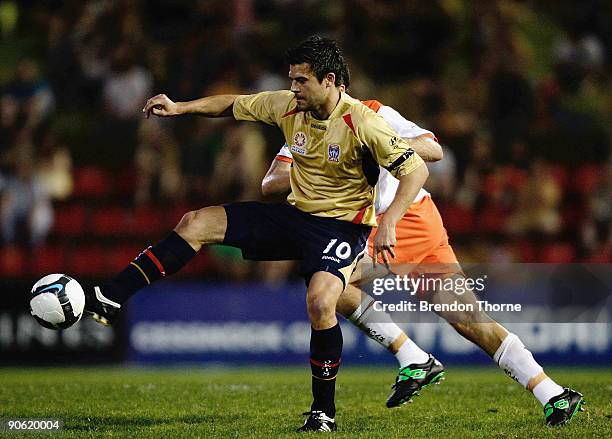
left=63, top=414, right=216, bottom=431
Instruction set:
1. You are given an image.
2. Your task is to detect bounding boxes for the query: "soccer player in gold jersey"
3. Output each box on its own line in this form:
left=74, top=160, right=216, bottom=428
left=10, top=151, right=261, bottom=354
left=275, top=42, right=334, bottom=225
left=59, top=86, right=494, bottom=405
left=84, top=36, right=428, bottom=432
left=264, top=98, right=584, bottom=425
left=259, top=63, right=584, bottom=425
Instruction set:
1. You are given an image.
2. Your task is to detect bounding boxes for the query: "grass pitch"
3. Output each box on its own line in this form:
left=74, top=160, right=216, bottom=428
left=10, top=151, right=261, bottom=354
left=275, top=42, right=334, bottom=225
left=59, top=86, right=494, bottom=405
left=0, top=366, right=610, bottom=438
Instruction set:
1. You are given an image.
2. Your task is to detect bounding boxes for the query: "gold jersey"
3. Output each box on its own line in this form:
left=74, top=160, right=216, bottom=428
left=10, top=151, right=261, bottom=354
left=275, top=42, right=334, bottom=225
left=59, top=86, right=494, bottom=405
left=233, top=90, right=424, bottom=226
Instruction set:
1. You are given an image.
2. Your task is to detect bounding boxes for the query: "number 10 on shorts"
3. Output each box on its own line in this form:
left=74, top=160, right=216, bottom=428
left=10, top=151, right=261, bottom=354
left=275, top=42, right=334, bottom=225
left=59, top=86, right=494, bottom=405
left=323, top=239, right=352, bottom=260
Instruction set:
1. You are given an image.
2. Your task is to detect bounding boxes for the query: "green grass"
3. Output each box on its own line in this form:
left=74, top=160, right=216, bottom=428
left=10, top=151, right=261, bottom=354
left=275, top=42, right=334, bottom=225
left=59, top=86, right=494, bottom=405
left=0, top=366, right=610, bottom=438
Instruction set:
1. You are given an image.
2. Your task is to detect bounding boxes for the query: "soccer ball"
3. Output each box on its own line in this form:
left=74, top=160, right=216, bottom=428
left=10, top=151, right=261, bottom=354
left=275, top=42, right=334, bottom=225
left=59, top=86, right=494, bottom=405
left=30, top=274, right=85, bottom=330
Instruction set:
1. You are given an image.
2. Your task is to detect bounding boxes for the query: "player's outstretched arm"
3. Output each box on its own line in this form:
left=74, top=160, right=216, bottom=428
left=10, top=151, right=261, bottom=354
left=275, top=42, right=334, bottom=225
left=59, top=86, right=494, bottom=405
left=377, top=104, right=443, bottom=161
left=142, top=94, right=238, bottom=118
left=406, top=134, right=443, bottom=162
left=373, top=163, right=429, bottom=265
left=262, top=159, right=291, bottom=196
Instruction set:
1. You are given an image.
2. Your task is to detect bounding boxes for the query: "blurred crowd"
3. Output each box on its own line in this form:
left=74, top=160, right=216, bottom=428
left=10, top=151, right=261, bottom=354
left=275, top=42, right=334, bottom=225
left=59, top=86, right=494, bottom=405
left=0, top=0, right=610, bottom=281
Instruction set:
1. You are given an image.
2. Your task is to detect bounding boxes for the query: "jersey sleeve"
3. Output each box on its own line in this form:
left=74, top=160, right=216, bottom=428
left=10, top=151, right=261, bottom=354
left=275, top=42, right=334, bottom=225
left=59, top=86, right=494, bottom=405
left=377, top=105, right=437, bottom=141
left=276, top=143, right=293, bottom=163
left=353, top=108, right=425, bottom=179
left=233, top=90, right=295, bottom=126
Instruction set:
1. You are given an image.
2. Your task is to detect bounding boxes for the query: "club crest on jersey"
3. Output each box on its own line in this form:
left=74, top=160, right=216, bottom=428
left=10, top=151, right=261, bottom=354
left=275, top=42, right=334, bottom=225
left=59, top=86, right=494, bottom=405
left=327, top=144, right=340, bottom=162
left=290, top=131, right=307, bottom=155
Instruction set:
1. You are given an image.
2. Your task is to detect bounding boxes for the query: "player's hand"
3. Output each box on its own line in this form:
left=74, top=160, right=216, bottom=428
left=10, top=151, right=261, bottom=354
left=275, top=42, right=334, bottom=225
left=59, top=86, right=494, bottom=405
left=142, top=94, right=180, bottom=118
left=373, top=218, right=396, bottom=268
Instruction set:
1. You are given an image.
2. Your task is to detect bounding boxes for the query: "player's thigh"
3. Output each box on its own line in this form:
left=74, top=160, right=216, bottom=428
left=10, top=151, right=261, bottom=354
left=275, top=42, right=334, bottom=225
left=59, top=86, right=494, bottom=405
left=300, top=217, right=370, bottom=288
left=223, top=202, right=302, bottom=261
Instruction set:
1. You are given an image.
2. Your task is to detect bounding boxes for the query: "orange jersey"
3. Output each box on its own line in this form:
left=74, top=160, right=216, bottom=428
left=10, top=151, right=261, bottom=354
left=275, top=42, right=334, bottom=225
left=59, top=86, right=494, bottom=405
left=368, top=196, right=457, bottom=265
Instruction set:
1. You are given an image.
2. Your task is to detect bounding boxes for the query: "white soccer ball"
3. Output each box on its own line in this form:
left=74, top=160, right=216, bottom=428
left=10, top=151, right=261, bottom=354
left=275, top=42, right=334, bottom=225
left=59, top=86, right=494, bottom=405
left=30, top=274, right=85, bottom=330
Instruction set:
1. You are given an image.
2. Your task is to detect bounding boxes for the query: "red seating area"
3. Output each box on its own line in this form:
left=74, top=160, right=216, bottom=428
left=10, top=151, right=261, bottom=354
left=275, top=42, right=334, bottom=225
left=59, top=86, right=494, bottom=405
left=50, top=204, right=174, bottom=240
left=0, top=165, right=213, bottom=278
left=0, top=243, right=218, bottom=278
left=71, top=166, right=139, bottom=200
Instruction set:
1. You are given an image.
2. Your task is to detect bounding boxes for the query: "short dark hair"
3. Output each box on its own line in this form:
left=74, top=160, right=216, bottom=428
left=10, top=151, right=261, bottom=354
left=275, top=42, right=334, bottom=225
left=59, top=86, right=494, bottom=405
left=285, top=35, right=349, bottom=87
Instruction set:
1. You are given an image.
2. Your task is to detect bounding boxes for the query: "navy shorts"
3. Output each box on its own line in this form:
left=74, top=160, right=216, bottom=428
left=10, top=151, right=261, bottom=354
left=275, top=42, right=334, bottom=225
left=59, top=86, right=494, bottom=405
left=223, top=202, right=371, bottom=287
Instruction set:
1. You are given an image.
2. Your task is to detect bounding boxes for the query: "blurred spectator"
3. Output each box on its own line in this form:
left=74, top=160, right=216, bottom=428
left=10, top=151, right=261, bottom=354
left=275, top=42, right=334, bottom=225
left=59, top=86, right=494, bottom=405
left=0, top=95, right=19, bottom=161
left=426, top=145, right=457, bottom=202
left=36, top=130, right=73, bottom=201
left=102, top=43, right=152, bottom=121
left=486, top=60, right=534, bottom=163
left=0, top=0, right=17, bottom=40
left=134, top=118, right=181, bottom=205
left=247, top=59, right=286, bottom=93
left=3, top=59, right=55, bottom=139
left=554, top=29, right=605, bottom=73
left=208, top=124, right=267, bottom=202
left=581, top=162, right=611, bottom=261
left=0, top=154, right=53, bottom=247
left=46, top=13, right=82, bottom=109
left=507, top=160, right=562, bottom=237
left=177, top=118, right=227, bottom=200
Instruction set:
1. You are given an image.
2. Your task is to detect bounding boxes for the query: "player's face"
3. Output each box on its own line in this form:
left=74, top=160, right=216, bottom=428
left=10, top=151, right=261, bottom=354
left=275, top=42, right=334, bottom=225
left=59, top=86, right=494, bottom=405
left=288, top=63, right=329, bottom=111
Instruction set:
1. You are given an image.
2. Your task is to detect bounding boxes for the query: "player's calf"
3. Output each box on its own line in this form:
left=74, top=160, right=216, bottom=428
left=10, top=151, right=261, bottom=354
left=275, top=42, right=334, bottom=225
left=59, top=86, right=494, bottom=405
left=84, top=231, right=197, bottom=325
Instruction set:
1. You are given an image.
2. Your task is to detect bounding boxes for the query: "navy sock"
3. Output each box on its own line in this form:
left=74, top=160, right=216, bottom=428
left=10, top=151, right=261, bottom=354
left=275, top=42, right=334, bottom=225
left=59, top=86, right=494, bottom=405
left=103, top=231, right=196, bottom=304
left=310, top=324, right=343, bottom=418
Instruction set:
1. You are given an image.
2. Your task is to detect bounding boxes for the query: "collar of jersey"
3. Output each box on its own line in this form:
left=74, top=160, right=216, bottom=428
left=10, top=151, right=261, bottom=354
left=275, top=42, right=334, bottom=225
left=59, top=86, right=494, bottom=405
left=307, top=91, right=352, bottom=123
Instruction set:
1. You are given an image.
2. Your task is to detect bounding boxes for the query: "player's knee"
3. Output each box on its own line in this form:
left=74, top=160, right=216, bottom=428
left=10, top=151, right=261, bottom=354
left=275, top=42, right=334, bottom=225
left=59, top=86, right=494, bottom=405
left=175, top=210, right=200, bottom=236
left=307, top=291, right=337, bottom=323
left=175, top=206, right=226, bottom=245
left=177, top=210, right=197, bottom=226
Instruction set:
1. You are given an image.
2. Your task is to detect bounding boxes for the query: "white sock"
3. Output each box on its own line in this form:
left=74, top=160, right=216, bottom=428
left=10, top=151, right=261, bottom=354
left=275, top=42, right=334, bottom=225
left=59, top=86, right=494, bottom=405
left=493, top=333, right=542, bottom=387
left=394, top=337, right=430, bottom=367
left=348, top=295, right=429, bottom=367
left=533, top=378, right=565, bottom=406
left=348, top=296, right=402, bottom=349
left=493, top=333, right=563, bottom=405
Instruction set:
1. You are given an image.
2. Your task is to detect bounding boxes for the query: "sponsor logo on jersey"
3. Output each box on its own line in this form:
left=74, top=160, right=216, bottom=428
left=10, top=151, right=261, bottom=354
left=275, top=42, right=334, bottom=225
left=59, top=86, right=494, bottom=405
left=327, top=144, right=340, bottom=162
left=311, top=123, right=327, bottom=131
left=389, top=136, right=399, bottom=147
left=290, top=145, right=306, bottom=155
